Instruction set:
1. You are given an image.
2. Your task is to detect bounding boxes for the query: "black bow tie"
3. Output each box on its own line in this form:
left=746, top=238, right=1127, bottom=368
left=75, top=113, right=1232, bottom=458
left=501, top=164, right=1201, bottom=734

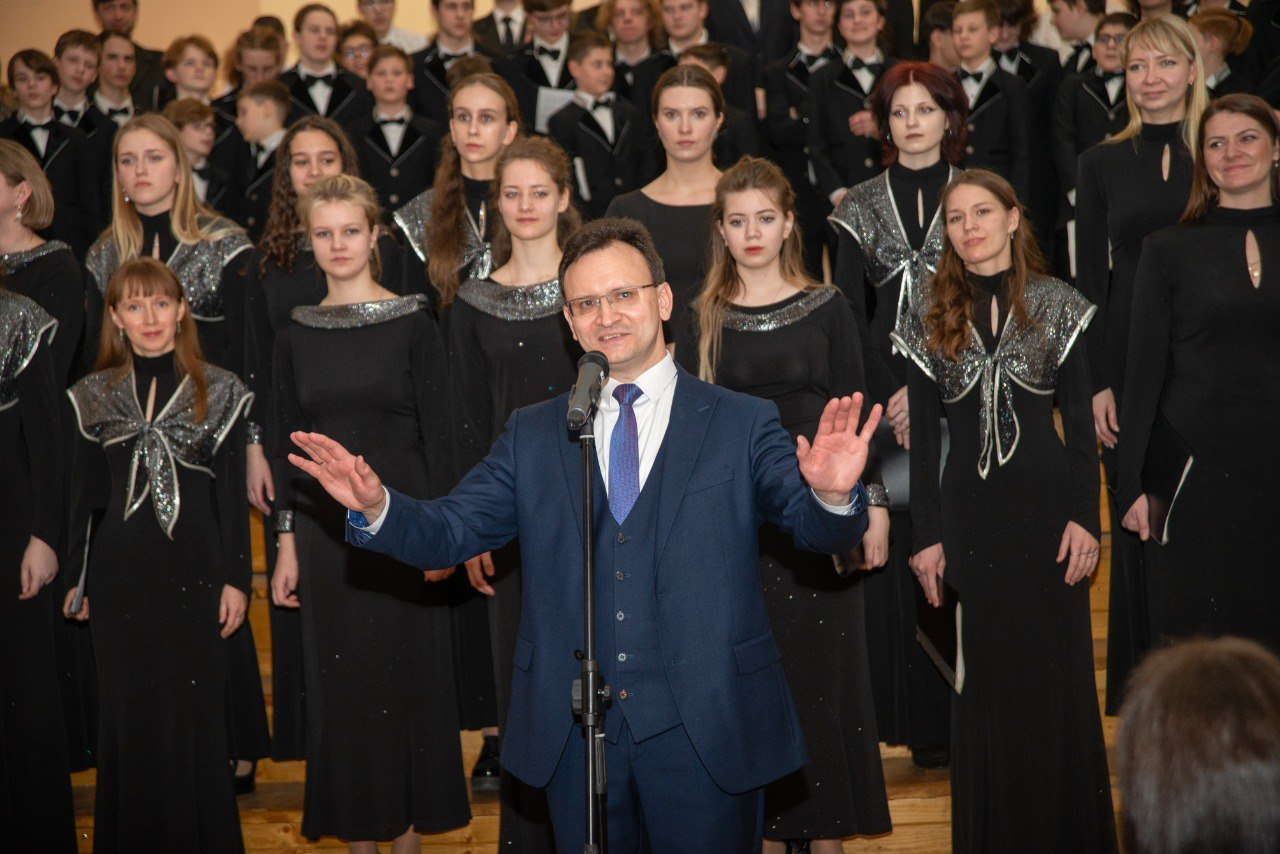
left=439, top=50, right=466, bottom=64
left=22, top=119, right=53, bottom=132
left=848, top=57, right=883, bottom=75
left=1098, top=70, right=1123, bottom=83
left=303, top=73, right=336, bottom=87
left=994, top=47, right=1020, bottom=64
left=801, top=52, right=821, bottom=68
left=54, top=105, right=81, bottom=124
left=193, top=165, right=212, bottom=181
left=377, top=116, right=406, bottom=126
left=957, top=68, right=984, bottom=83
left=535, top=45, right=562, bottom=61
left=106, top=106, right=130, bottom=118
left=591, top=97, right=612, bottom=112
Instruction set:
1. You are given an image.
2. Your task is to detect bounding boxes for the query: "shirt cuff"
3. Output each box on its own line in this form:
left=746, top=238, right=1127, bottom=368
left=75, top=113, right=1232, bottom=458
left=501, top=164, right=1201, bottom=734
left=812, top=482, right=866, bottom=516
left=347, top=487, right=392, bottom=539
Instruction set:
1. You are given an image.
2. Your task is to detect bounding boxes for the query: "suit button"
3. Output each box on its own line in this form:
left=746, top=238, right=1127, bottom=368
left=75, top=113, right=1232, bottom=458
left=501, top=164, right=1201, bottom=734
left=617, top=653, right=627, bottom=662
left=618, top=690, right=628, bottom=700
left=614, top=177, right=623, bottom=187
left=616, top=533, right=627, bottom=544
left=967, top=123, right=975, bottom=132
left=390, top=167, right=400, bottom=177
left=1103, top=133, right=1113, bottom=140
left=863, top=157, right=873, bottom=168
left=615, top=571, right=625, bottom=581
left=390, top=194, right=400, bottom=204
left=247, top=216, right=256, bottom=225
left=966, top=145, right=975, bottom=154
left=616, top=611, right=624, bottom=621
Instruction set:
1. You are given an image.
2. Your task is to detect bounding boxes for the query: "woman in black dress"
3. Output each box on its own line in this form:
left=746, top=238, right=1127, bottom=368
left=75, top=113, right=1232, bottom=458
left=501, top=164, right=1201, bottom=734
left=269, top=175, right=469, bottom=852
left=1074, top=15, right=1207, bottom=714
left=447, top=137, right=581, bottom=854
left=677, top=157, right=891, bottom=853
left=64, top=257, right=252, bottom=853
left=393, top=72, right=521, bottom=310
left=606, top=64, right=721, bottom=335
left=830, top=61, right=967, bottom=767
left=243, top=116, right=417, bottom=759
left=1118, top=94, right=1280, bottom=656
left=0, top=283, right=75, bottom=853
left=896, top=170, right=1116, bottom=853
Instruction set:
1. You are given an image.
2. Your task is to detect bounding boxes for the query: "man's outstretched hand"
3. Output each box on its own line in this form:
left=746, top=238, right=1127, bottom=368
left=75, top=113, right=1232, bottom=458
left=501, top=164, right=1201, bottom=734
left=289, top=432, right=387, bottom=521
left=796, top=394, right=883, bottom=506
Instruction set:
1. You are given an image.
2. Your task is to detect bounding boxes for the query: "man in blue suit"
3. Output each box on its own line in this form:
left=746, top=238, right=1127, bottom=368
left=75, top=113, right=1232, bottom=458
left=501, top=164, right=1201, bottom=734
left=288, top=218, right=882, bottom=852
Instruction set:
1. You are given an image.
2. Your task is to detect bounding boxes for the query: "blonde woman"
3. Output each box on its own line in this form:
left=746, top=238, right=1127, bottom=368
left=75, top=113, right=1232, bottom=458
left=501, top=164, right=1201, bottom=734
left=1073, top=14, right=1208, bottom=715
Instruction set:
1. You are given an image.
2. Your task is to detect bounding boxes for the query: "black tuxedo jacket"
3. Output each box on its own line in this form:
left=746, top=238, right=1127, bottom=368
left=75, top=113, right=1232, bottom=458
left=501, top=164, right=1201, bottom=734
left=350, top=113, right=446, bottom=212
left=548, top=96, right=647, bottom=219
left=60, top=104, right=116, bottom=235
left=960, top=68, right=1030, bottom=203
left=1062, top=42, right=1096, bottom=77
left=474, top=12, right=529, bottom=57
left=0, top=117, right=99, bottom=259
left=240, top=152, right=276, bottom=242
left=130, top=43, right=166, bottom=113
left=408, top=41, right=503, bottom=125
left=705, top=0, right=798, bottom=66
left=498, top=45, right=577, bottom=131
left=629, top=44, right=759, bottom=122
left=198, top=161, right=240, bottom=224
left=279, top=68, right=374, bottom=138
left=998, top=43, right=1064, bottom=246
left=1051, top=72, right=1128, bottom=197
left=763, top=48, right=838, bottom=194
left=713, top=103, right=766, bottom=169
left=807, top=57, right=899, bottom=196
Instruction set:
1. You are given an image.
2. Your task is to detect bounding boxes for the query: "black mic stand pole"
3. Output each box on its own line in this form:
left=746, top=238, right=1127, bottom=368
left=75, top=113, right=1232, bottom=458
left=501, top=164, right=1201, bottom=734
left=573, top=415, right=610, bottom=854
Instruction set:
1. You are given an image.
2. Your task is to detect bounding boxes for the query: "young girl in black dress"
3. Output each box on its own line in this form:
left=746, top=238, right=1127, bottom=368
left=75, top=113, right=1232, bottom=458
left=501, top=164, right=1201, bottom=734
left=831, top=60, right=966, bottom=767
left=65, top=257, right=253, bottom=853
left=897, top=170, right=1116, bottom=853
left=677, top=156, right=891, bottom=854
left=393, top=72, right=521, bottom=308
left=269, top=175, right=469, bottom=852
left=1119, top=94, right=1280, bottom=658
left=1074, top=14, right=1207, bottom=714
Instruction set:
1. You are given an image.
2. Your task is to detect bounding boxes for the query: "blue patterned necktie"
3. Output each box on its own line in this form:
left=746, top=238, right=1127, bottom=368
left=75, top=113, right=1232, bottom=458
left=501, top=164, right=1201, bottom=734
left=609, top=383, right=643, bottom=524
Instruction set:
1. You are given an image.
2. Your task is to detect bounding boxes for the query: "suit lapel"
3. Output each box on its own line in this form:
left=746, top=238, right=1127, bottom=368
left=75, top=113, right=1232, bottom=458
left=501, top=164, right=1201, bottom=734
left=328, top=75, right=356, bottom=117
left=969, top=74, right=1003, bottom=120
left=579, top=107, right=611, bottom=150
left=652, top=370, right=715, bottom=562
left=834, top=64, right=869, bottom=99
left=43, top=125, right=70, bottom=168
left=558, top=416, right=586, bottom=540
left=289, top=74, right=321, bottom=114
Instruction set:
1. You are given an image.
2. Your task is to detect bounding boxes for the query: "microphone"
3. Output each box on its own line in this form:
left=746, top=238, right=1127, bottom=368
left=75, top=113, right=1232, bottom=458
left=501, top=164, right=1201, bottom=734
left=566, top=351, right=609, bottom=430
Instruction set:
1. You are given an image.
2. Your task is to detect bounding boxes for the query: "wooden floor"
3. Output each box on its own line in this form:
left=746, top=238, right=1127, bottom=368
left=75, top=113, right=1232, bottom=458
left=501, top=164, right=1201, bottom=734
left=70, top=489, right=1122, bottom=853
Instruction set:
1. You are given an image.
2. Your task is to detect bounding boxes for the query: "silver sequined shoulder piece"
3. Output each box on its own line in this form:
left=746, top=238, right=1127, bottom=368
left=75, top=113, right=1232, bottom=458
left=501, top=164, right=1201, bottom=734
left=1, top=240, right=72, bottom=275
left=394, top=189, right=434, bottom=262
left=85, top=234, right=120, bottom=292
left=1023, top=276, right=1095, bottom=371
left=169, top=219, right=252, bottom=322
left=456, top=277, right=564, bottom=321
left=291, top=293, right=431, bottom=329
left=0, top=291, right=57, bottom=412
left=721, top=285, right=839, bottom=332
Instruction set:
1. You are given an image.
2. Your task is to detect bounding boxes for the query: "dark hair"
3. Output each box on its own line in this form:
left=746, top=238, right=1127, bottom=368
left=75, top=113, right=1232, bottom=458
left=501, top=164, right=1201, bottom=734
left=338, top=19, right=378, bottom=49
left=369, top=44, right=412, bottom=74
left=921, top=1, right=958, bottom=48
left=226, top=25, right=286, bottom=89
left=253, top=15, right=288, bottom=38
left=952, top=0, right=1000, bottom=27
left=1075, top=0, right=1107, bottom=16
left=97, top=31, right=134, bottom=51
left=525, top=0, right=573, bottom=12
left=1118, top=637, right=1280, bottom=854
left=1183, top=94, right=1280, bottom=223
left=294, top=3, right=338, bottom=33
left=558, top=217, right=665, bottom=286
left=162, top=35, right=218, bottom=71
left=837, top=0, right=895, bottom=51
left=162, top=97, right=215, bottom=128
left=92, top=0, right=137, bottom=7
left=238, top=79, right=290, bottom=116
left=650, top=63, right=725, bottom=121
left=995, top=0, right=1035, bottom=39
left=8, top=50, right=60, bottom=89
left=567, top=30, right=612, bottom=65
left=927, top=170, right=1044, bottom=360
left=679, top=43, right=730, bottom=73
left=55, top=29, right=102, bottom=60
left=445, top=54, right=494, bottom=86
left=1096, top=11, right=1138, bottom=35
left=870, top=61, right=968, bottom=166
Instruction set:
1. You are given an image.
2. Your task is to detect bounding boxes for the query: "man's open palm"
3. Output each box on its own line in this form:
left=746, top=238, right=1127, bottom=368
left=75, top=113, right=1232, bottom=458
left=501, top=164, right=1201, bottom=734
left=289, top=432, right=386, bottom=518
left=796, top=394, right=883, bottom=501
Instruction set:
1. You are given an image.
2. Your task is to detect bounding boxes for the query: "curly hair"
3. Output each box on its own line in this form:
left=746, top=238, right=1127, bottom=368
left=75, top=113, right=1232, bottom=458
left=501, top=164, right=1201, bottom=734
left=258, top=116, right=360, bottom=274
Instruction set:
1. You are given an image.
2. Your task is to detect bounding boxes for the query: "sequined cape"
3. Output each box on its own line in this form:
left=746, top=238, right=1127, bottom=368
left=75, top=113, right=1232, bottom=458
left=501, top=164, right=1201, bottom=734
left=890, top=275, right=1095, bottom=478
left=456, top=276, right=563, bottom=320
left=66, top=364, right=254, bottom=538
left=0, top=290, right=57, bottom=412
left=1, top=239, right=72, bottom=275
left=720, top=285, right=838, bottom=331
left=393, top=188, right=491, bottom=277
left=829, top=167, right=958, bottom=342
left=84, top=216, right=252, bottom=322
left=290, top=293, right=432, bottom=329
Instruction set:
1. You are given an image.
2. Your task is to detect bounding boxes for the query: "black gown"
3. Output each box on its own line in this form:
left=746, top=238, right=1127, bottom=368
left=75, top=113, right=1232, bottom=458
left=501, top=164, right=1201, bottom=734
left=831, top=161, right=956, bottom=754
left=447, top=275, right=579, bottom=852
left=241, top=231, right=422, bottom=759
left=675, top=286, right=892, bottom=840
left=1075, top=122, right=1193, bottom=714
left=271, top=295, right=470, bottom=841
left=605, top=190, right=713, bottom=338
left=68, top=354, right=253, bottom=854
left=895, top=271, right=1116, bottom=853
left=0, top=292, right=76, bottom=853
left=1117, top=205, right=1280, bottom=654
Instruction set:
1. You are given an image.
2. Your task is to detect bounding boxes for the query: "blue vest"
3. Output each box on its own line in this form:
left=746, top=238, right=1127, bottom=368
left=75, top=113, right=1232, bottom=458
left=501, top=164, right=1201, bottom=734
left=593, top=454, right=682, bottom=744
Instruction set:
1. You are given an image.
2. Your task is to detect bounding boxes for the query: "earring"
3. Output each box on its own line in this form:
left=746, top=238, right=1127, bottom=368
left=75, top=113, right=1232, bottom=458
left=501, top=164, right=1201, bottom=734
left=175, top=321, right=181, bottom=335
left=886, top=130, right=893, bottom=143
left=118, top=328, right=126, bottom=344
left=14, top=207, right=21, bottom=221
left=123, top=192, right=130, bottom=203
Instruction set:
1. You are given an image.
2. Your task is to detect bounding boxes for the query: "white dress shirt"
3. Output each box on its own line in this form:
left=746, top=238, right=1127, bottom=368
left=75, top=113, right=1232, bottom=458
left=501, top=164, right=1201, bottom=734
left=298, top=61, right=338, bottom=115
left=382, top=25, right=429, bottom=54
left=375, top=107, right=411, bottom=156
left=495, top=5, right=527, bottom=49
left=256, top=128, right=286, bottom=168
left=958, top=57, right=997, bottom=107
left=94, top=91, right=134, bottom=125
left=843, top=48, right=885, bottom=93
left=1102, top=69, right=1125, bottom=106
left=533, top=33, right=570, bottom=85
left=573, top=89, right=615, bottom=142
left=54, top=97, right=89, bottom=127
left=191, top=157, right=210, bottom=202
left=740, top=0, right=761, bottom=32
left=17, top=111, right=52, bottom=158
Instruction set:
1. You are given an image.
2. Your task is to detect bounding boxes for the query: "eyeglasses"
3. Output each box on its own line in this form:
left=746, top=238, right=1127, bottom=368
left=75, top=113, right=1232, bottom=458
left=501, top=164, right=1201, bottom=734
left=1095, top=33, right=1126, bottom=46
left=343, top=46, right=373, bottom=59
left=564, top=283, right=660, bottom=316
left=531, top=10, right=573, bottom=25
left=360, top=0, right=394, bottom=8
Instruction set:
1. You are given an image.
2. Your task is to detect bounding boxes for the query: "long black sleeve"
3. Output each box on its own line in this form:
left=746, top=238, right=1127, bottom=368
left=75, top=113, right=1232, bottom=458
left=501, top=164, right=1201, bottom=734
left=1058, top=336, right=1101, bottom=537
left=241, top=255, right=272, bottom=428
left=826, top=293, right=883, bottom=491
left=213, top=415, right=253, bottom=593
left=805, top=72, right=843, bottom=198
left=762, top=65, right=807, bottom=150
left=18, top=343, right=65, bottom=552
left=1004, top=76, right=1032, bottom=204
left=410, top=312, right=455, bottom=496
left=906, top=359, right=943, bottom=550
left=218, top=248, right=254, bottom=378
left=833, top=227, right=900, bottom=406
left=1051, top=77, right=1081, bottom=196
left=1073, top=149, right=1110, bottom=394
left=65, top=419, right=110, bottom=595
left=445, top=301, right=497, bottom=476
left=270, top=330, right=307, bottom=520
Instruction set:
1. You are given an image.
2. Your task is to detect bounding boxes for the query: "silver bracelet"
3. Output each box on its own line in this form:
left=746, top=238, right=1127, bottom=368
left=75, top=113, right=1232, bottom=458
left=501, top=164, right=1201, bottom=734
left=274, top=510, right=295, bottom=533
left=866, top=483, right=891, bottom=509
left=246, top=422, right=263, bottom=445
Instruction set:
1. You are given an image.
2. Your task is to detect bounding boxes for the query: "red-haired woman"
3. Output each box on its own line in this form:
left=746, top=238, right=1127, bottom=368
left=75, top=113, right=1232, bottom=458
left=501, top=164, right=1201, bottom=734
left=894, top=171, right=1116, bottom=852
left=830, top=60, right=967, bottom=768
left=1118, top=95, right=1280, bottom=657
left=65, top=258, right=253, bottom=852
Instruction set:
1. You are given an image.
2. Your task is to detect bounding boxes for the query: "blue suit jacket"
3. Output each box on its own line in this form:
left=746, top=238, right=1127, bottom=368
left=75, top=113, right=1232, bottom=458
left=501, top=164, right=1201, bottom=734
left=349, top=365, right=868, bottom=792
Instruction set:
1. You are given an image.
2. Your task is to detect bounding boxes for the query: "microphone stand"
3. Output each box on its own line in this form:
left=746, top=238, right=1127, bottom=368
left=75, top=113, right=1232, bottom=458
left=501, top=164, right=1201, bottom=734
left=572, top=415, right=610, bottom=854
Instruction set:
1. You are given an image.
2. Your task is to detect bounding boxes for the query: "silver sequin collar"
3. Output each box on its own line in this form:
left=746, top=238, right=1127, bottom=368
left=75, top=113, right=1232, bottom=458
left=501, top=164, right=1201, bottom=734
left=393, top=188, right=492, bottom=278
left=456, top=276, right=564, bottom=321
left=890, top=274, right=1095, bottom=479
left=0, top=291, right=57, bottom=412
left=291, top=293, right=430, bottom=329
left=67, top=364, right=253, bottom=537
left=85, top=217, right=252, bottom=322
left=721, top=285, right=838, bottom=331
left=1, top=240, right=71, bottom=275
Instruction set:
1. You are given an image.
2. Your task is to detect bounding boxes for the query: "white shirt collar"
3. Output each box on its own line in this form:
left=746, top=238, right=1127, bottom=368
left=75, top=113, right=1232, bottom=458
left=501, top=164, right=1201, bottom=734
left=601, top=352, right=678, bottom=408
left=960, top=56, right=997, bottom=78
left=436, top=38, right=476, bottom=55
left=94, top=90, right=133, bottom=111
left=297, top=61, right=338, bottom=78
left=843, top=47, right=884, bottom=66
left=533, top=33, right=570, bottom=53
left=573, top=89, right=612, bottom=109
left=54, top=96, right=88, bottom=113
left=260, top=128, right=287, bottom=157
left=17, top=110, right=54, bottom=125
left=375, top=105, right=412, bottom=121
